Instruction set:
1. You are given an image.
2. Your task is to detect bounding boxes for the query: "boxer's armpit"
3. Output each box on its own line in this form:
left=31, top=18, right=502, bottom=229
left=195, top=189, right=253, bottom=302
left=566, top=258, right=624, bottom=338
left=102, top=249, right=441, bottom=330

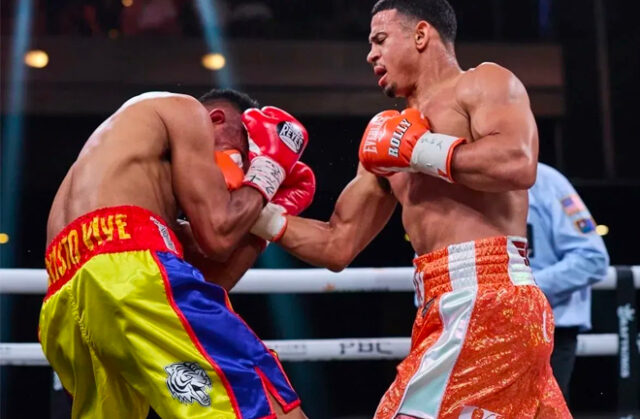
left=377, top=176, right=392, bottom=193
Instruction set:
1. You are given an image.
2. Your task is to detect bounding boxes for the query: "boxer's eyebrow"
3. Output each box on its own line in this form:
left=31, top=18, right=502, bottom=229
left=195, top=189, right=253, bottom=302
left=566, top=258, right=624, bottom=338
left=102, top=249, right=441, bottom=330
left=369, top=32, right=387, bottom=44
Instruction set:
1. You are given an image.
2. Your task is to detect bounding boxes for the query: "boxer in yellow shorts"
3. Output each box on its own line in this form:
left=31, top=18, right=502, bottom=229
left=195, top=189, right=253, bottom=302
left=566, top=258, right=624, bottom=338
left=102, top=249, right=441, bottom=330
left=39, top=89, right=314, bottom=418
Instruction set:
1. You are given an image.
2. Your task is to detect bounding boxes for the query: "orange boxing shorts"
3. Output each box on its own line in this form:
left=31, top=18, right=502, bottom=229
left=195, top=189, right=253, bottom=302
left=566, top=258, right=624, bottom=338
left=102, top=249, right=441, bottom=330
left=39, top=206, right=299, bottom=419
left=375, top=236, right=571, bottom=419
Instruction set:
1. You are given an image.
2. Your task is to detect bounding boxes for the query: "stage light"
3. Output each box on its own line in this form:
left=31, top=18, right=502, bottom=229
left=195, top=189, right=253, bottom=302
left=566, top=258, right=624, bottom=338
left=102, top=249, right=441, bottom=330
left=596, top=224, right=609, bottom=236
left=24, top=50, right=48, bottom=68
left=122, top=0, right=133, bottom=7
left=0, top=234, right=9, bottom=244
left=202, top=53, right=226, bottom=70
left=194, top=0, right=232, bottom=87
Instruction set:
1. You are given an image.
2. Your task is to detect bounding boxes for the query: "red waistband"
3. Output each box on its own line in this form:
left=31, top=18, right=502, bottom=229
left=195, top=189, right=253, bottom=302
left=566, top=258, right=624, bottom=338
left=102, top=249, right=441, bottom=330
left=44, top=206, right=183, bottom=297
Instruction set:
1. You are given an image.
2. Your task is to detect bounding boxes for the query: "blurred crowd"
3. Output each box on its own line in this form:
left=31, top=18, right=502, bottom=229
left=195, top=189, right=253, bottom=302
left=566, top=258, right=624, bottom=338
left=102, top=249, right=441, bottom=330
left=1, top=0, right=371, bottom=39
left=1, top=0, right=548, bottom=41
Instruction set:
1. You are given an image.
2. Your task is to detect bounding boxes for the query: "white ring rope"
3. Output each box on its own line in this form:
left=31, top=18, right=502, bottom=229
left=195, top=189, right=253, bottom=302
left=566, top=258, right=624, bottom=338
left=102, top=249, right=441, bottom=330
left=0, top=266, right=638, bottom=294
left=2, top=334, right=637, bottom=366
left=1, top=267, right=637, bottom=364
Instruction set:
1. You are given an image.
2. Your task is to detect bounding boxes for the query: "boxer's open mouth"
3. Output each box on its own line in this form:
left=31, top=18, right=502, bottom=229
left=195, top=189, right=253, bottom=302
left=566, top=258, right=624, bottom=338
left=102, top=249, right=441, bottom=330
left=374, top=66, right=387, bottom=87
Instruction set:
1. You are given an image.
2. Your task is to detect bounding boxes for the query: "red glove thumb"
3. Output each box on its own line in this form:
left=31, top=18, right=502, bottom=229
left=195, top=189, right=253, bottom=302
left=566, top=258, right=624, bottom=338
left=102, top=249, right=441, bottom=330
left=271, top=161, right=316, bottom=216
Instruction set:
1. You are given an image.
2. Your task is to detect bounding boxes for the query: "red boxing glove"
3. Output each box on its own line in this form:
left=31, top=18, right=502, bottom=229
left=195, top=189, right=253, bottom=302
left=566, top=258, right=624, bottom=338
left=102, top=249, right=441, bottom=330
left=242, top=106, right=309, bottom=200
left=359, top=108, right=464, bottom=182
left=250, top=161, right=316, bottom=242
left=272, top=161, right=316, bottom=216
left=214, top=150, right=244, bottom=190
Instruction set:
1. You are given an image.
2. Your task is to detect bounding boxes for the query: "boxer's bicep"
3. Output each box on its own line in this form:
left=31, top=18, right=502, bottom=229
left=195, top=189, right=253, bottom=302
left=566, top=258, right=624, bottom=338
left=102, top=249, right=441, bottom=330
left=466, top=67, right=534, bottom=142
left=163, top=99, right=230, bottom=248
left=452, top=65, right=538, bottom=191
left=163, top=98, right=262, bottom=259
left=281, top=166, right=396, bottom=271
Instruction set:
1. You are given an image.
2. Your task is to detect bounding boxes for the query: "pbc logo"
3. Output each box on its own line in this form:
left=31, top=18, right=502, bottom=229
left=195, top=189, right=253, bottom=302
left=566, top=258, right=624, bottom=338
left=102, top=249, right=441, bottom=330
left=277, top=121, right=304, bottom=153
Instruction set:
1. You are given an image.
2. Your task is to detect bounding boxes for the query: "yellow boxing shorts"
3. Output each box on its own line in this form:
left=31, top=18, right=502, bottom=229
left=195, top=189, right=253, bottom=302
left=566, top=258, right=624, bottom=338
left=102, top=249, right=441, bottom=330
left=39, top=206, right=299, bottom=419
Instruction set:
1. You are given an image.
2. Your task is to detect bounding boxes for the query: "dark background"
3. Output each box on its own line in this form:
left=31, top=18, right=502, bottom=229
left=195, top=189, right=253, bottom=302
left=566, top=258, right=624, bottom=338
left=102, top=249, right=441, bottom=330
left=1, top=0, right=639, bottom=418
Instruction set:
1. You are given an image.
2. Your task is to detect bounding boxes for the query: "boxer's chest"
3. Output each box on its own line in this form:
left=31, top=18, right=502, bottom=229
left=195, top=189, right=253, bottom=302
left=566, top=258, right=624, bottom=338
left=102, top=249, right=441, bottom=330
left=388, top=89, right=474, bottom=201
left=418, top=89, right=474, bottom=142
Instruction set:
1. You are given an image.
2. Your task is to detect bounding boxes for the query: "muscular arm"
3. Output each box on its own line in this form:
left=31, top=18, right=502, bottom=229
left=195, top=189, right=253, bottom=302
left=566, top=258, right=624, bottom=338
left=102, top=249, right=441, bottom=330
left=277, top=165, right=397, bottom=272
left=160, top=95, right=264, bottom=260
left=175, top=220, right=263, bottom=291
left=451, top=63, right=538, bottom=192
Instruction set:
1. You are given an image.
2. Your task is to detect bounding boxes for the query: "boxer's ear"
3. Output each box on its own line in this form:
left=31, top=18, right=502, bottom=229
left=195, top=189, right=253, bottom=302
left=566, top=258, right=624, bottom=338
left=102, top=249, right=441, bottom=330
left=414, top=21, right=430, bottom=52
left=209, top=108, right=225, bottom=125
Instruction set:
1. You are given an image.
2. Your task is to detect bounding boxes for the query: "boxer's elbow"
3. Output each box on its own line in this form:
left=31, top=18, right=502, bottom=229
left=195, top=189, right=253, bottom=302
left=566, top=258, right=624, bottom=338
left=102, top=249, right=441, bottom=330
left=498, top=149, right=536, bottom=190
left=323, top=245, right=353, bottom=272
left=202, top=243, right=234, bottom=263
left=512, top=155, right=537, bottom=189
left=327, top=258, right=350, bottom=273
left=325, top=237, right=357, bottom=272
left=197, top=234, right=235, bottom=262
left=327, top=261, right=349, bottom=273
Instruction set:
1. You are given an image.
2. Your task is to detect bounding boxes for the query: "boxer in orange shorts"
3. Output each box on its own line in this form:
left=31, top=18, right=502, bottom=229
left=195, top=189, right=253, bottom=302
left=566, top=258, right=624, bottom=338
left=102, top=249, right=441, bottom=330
left=245, top=1, right=571, bottom=417
left=40, top=89, right=315, bottom=418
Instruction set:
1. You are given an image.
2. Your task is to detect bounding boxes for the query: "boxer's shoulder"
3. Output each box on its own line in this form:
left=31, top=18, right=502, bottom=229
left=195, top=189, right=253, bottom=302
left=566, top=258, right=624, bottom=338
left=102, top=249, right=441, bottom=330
left=118, top=92, right=205, bottom=121
left=122, top=91, right=197, bottom=107
left=457, top=62, right=527, bottom=107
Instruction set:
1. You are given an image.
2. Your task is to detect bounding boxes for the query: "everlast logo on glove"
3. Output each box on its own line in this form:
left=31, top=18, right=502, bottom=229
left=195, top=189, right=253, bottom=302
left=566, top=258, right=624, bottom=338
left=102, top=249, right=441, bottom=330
left=277, top=121, right=304, bottom=153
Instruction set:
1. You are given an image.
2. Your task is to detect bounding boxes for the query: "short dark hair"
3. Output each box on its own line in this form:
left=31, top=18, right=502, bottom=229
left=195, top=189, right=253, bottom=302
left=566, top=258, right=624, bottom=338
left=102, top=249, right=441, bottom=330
left=371, top=0, right=457, bottom=44
left=198, top=88, right=260, bottom=112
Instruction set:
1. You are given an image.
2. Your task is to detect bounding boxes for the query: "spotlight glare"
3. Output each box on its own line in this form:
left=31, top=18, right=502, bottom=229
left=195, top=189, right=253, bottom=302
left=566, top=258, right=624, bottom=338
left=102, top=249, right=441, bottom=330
left=596, top=224, right=609, bottom=236
left=122, top=0, right=133, bottom=7
left=201, top=53, right=226, bottom=71
left=0, top=233, right=9, bottom=244
left=24, top=50, right=48, bottom=68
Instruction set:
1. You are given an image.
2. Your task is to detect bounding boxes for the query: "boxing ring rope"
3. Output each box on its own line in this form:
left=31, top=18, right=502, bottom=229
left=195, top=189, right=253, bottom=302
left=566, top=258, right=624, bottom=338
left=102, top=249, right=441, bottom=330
left=2, top=265, right=640, bottom=415
left=1, top=266, right=639, bottom=294
left=0, top=334, right=626, bottom=366
left=0, top=266, right=638, bottom=364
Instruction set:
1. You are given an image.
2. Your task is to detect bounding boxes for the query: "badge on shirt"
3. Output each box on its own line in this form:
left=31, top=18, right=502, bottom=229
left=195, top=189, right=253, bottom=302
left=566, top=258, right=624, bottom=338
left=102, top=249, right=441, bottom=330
left=575, top=217, right=596, bottom=234
left=560, top=194, right=585, bottom=216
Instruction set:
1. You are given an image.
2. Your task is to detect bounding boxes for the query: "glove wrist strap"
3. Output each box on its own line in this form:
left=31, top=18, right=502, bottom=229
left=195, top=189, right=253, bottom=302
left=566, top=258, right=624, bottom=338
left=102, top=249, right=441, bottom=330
left=243, top=156, right=286, bottom=200
left=411, top=132, right=464, bottom=183
left=250, top=203, right=288, bottom=241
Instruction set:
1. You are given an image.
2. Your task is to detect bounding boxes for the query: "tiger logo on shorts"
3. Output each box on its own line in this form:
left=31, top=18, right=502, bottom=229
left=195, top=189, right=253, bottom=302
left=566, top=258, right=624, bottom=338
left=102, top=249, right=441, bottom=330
left=164, top=362, right=212, bottom=406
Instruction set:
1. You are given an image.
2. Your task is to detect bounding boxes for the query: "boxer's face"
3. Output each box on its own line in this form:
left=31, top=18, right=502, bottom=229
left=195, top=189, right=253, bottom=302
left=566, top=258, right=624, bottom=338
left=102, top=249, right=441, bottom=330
left=207, top=102, right=249, bottom=167
left=367, top=9, right=419, bottom=98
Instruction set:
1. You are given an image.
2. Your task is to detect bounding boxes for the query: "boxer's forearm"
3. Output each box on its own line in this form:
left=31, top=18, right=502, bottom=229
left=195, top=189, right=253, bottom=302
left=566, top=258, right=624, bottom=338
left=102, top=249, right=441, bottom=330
left=278, top=216, right=358, bottom=272
left=278, top=173, right=397, bottom=272
left=450, top=137, right=537, bottom=192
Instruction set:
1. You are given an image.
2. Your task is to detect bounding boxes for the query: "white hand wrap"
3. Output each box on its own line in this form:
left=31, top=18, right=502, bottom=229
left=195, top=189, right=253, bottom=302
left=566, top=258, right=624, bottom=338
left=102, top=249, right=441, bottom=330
left=243, top=156, right=286, bottom=200
left=250, top=203, right=288, bottom=241
left=410, top=132, right=464, bottom=183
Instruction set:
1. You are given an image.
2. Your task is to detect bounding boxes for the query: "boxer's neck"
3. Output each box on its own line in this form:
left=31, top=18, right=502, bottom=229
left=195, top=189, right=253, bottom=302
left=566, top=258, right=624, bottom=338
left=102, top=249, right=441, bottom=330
left=407, top=47, right=461, bottom=108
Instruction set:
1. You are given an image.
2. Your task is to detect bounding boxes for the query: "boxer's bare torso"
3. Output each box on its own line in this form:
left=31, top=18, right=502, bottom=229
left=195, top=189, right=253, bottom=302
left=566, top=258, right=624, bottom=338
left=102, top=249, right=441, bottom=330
left=388, top=67, right=529, bottom=254
left=47, top=93, right=180, bottom=245
left=46, top=91, right=266, bottom=268
left=278, top=64, right=536, bottom=269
